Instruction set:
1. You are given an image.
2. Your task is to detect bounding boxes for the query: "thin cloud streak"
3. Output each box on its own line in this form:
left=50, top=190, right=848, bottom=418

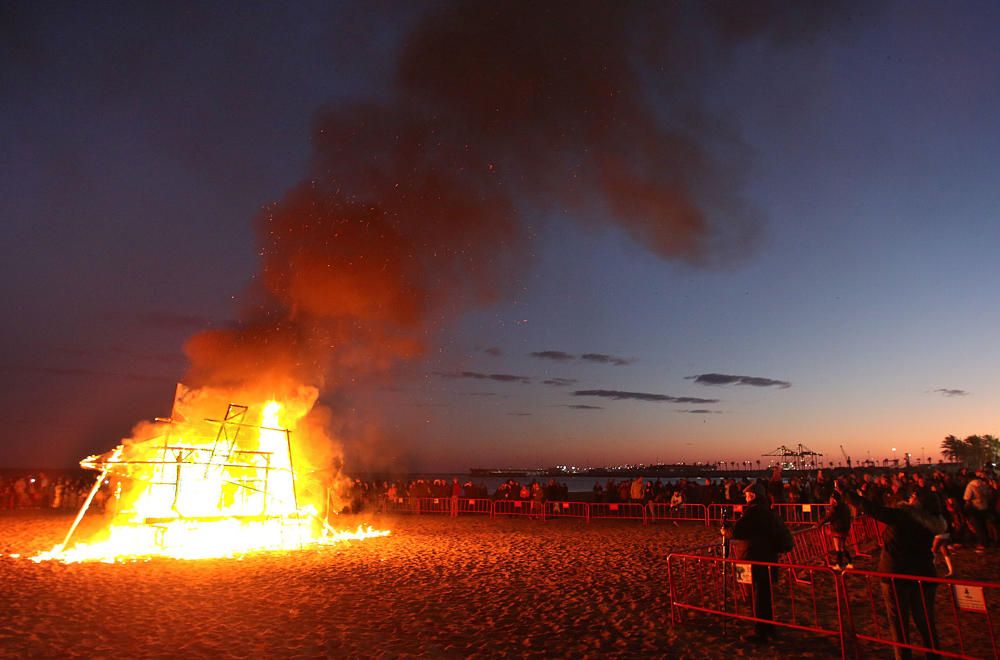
left=433, top=371, right=532, bottom=384
left=530, top=350, right=575, bottom=362
left=529, top=351, right=635, bottom=366
left=687, top=373, right=790, bottom=388
left=573, top=389, right=718, bottom=404
left=581, top=353, right=634, bottom=366
left=933, top=388, right=969, bottom=397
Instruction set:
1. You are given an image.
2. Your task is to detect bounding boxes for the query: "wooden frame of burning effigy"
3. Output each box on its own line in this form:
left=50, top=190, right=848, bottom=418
left=56, top=402, right=314, bottom=557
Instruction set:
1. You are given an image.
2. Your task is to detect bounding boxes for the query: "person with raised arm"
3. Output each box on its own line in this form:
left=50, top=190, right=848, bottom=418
left=846, top=487, right=946, bottom=660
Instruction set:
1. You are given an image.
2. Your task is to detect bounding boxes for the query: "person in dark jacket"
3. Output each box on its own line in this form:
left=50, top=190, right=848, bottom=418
left=723, top=481, right=779, bottom=643
left=820, top=490, right=853, bottom=569
left=848, top=488, right=946, bottom=660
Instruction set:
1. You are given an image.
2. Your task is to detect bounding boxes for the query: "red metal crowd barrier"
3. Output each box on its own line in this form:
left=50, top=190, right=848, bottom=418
left=381, top=498, right=856, bottom=532
left=455, top=497, right=493, bottom=516
left=707, top=503, right=745, bottom=525
left=416, top=497, right=453, bottom=515
left=545, top=500, right=589, bottom=521
left=707, top=502, right=835, bottom=527
left=845, top=515, right=883, bottom=559
left=492, top=498, right=543, bottom=519
left=382, top=497, right=658, bottom=523
left=785, top=524, right=830, bottom=566
left=381, top=496, right=417, bottom=515
left=647, top=502, right=708, bottom=525
left=841, top=568, right=1000, bottom=659
left=667, top=549, right=999, bottom=659
left=667, top=553, right=847, bottom=655
left=773, top=502, right=832, bottom=526
left=589, top=502, right=647, bottom=524
left=784, top=516, right=884, bottom=568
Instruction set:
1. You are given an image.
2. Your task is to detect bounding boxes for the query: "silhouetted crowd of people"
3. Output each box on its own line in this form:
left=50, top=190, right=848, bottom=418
left=337, top=466, right=999, bottom=545
left=594, top=467, right=999, bottom=547
left=719, top=466, right=998, bottom=650
left=342, top=477, right=572, bottom=513
left=7, top=464, right=997, bottom=552
left=0, top=472, right=109, bottom=512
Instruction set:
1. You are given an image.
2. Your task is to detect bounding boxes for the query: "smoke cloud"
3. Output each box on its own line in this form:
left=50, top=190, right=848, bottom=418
left=179, top=2, right=851, bottom=467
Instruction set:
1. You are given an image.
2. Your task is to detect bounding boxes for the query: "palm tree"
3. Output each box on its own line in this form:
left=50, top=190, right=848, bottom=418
left=981, top=434, right=1000, bottom=465
left=965, top=435, right=987, bottom=467
left=940, top=435, right=964, bottom=464
left=940, top=434, right=1000, bottom=467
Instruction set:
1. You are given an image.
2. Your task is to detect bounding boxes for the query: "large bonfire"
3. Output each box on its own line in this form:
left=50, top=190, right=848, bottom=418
left=35, top=384, right=387, bottom=563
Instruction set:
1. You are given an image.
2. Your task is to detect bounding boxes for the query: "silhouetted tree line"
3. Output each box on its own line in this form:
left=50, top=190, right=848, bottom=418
left=940, top=434, right=1000, bottom=468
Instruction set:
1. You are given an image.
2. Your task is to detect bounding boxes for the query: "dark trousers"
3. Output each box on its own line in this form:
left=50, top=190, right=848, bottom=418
left=881, top=579, right=939, bottom=660
left=968, top=508, right=989, bottom=546
left=751, top=564, right=774, bottom=635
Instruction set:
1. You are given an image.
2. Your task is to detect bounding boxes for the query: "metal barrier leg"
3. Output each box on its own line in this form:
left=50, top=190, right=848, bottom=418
left=835, top=572, right=859, bottom=659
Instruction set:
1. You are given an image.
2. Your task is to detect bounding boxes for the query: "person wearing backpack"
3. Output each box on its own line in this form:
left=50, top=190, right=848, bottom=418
left=722, top=481, right=780, bottom=644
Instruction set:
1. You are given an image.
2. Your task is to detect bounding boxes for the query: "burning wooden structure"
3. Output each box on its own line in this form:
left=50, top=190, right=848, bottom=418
left=35, top=394, right=387, bottom=563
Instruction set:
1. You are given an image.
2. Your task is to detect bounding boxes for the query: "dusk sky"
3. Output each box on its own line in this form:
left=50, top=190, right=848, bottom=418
left=2, top=1, right=999, bottom=473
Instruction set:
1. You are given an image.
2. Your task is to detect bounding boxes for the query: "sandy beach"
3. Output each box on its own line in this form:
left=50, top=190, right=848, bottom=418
left=1, top=510, right=996, bottom=658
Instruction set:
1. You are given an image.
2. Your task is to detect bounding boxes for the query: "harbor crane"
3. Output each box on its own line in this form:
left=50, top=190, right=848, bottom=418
left=762, top=444, right=823, bottom=470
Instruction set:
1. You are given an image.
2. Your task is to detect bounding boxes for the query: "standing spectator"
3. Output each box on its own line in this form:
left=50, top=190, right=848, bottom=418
left=963, top=470, right=991, bottom=552
left=701, top=478, right=717, bottom=506
left=820, top=490, right=853, bottom=570
left=14, top=477, right=28, bottom=508
left=767, top=467, right=784, bottom=504
left=530, top=481, right=544, bottom=515
left=848, top=488, right=946, bottom=660
left=450, top=477, right=461, bottom=516
left=723, top=482, right=779, bottom=644
left=629, top=475, right=644, bottom=503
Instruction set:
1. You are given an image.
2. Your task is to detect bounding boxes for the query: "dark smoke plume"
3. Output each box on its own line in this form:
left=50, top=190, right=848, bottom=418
left=183, top=1, right=851, bottom=410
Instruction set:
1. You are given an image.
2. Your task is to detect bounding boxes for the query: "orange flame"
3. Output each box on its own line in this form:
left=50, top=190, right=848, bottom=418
left=33, top=389, right=388, bottom=563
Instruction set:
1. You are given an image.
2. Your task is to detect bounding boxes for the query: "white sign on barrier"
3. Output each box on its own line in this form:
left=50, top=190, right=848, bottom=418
left=734, top=563, right=754, bottom=585
left=802, top=504, right=812, bottom=513
left=610, top=504, right=619, bottom=511
left=954, top=585, right=987, bottom=613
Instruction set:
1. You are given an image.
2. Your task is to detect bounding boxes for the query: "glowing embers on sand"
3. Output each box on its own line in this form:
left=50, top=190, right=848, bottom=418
left=34, top=399, right=388, bottom=563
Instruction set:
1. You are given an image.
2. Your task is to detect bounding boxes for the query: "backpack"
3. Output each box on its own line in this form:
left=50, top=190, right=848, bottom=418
left=773, top=512, right=794, bottom=554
